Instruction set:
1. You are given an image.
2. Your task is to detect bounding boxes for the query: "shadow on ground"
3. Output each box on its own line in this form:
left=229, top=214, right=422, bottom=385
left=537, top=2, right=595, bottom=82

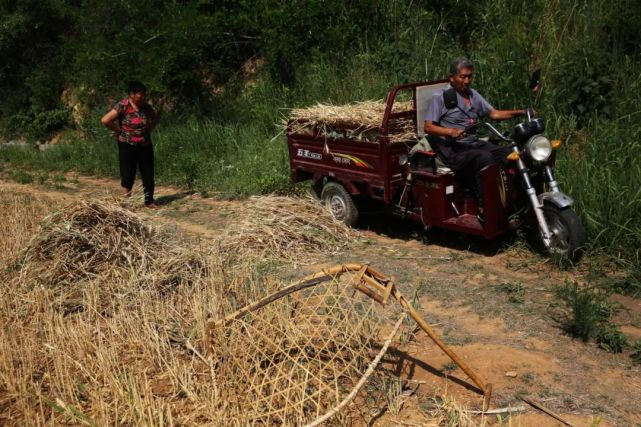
left=357, top=211, right=518, bottom=257
left=155, top=191, right=194, bottom=206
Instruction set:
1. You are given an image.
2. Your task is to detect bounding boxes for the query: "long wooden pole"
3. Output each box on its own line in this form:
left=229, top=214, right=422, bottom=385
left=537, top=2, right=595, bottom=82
left=392, top=288, right=492, bottom=410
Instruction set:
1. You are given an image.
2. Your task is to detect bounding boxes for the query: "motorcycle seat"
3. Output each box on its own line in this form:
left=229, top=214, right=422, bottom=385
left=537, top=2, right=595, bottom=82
left=410, top=137, right=451, bottom=175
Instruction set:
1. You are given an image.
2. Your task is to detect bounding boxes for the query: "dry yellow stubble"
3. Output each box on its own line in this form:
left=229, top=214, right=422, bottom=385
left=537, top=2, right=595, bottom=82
left=216, top=195, right=356, bottom=265
left=0, top=196, right=236, bottom=424
left=0, top=190, right=54, bottom=267
left=0, top=192, right=463, bottom=425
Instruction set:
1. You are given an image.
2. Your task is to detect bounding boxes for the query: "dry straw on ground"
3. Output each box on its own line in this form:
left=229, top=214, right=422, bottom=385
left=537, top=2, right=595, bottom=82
left=15, top=199, right=208, bottom=314
left=286, top=100, right=417, bottom=143
left=0, top=190, right=54, bottom=267
left=216, top=195, right=355, bottom=264
left=0, top=191, right=475, bottom=426
left=1, top=194, right=235, bottom=424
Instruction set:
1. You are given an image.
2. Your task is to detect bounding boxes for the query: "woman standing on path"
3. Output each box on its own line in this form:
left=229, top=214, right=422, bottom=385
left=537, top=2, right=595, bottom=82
left=101, top=81, right=159, bottom=208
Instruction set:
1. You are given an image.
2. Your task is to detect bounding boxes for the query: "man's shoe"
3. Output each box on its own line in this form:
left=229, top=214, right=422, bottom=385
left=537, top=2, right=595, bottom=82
left=145, top=202, right=158, bottom=209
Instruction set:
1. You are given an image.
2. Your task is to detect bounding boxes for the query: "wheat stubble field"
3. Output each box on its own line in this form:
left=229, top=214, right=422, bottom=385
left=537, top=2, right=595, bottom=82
left=1, top=177, right=639, bottom=426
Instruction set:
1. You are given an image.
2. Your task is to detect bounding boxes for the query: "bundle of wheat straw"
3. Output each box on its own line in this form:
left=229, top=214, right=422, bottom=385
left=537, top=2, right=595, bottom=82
left=217, top=195, right=355, bottom=263
left=16, top=199, right=208, bottom=311
left=286, top=100, right=417, bottom=143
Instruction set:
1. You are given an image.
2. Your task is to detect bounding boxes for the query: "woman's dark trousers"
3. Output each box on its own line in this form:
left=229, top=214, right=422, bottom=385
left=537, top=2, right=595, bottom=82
left=118, top=142, right=155, bottom=205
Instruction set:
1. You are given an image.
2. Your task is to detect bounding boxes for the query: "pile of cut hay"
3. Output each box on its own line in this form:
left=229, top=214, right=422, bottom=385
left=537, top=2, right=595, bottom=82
left=16, top=200, right=208, bottom=311
left=286, top=100, right=416, bottom=143
left=217, top=195, right=355, bottom=263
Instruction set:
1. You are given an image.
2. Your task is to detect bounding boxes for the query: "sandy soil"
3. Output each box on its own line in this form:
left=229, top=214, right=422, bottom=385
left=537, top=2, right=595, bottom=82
left=1, top=173, right=639, bottom=426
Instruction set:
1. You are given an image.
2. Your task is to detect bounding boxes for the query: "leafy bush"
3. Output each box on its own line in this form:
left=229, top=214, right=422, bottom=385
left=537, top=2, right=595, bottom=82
left=555, top=280, right=628, bottom=353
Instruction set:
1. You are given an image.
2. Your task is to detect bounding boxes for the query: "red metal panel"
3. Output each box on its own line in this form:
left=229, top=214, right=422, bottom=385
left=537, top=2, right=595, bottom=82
left=480, top=164, right=508, bottom=239
left=287, top=134, right=386, bottom=193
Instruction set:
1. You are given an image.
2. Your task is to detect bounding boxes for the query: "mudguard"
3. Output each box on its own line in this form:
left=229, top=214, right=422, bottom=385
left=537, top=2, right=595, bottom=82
left=538, top=191, right=574, bottom=209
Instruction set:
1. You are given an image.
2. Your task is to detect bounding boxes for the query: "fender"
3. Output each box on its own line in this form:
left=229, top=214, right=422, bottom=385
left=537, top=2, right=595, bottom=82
left=313, top=174, right=361, bottom=196
left=337, top=179, right=361, bottom=195
left=538, top=191, right=574, bottom=209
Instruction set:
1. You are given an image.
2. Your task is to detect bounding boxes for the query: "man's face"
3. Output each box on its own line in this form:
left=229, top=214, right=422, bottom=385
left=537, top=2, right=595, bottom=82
left=450, top=67, right=474, bottom=94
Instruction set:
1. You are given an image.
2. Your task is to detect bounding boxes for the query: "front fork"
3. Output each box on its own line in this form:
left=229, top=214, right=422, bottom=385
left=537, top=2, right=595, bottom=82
left=512, top=148, right=553, bottom=246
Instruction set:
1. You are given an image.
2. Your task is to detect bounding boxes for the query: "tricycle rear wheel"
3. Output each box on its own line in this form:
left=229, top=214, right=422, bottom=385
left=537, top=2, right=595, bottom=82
left=321, top=182, right=359, bottom=226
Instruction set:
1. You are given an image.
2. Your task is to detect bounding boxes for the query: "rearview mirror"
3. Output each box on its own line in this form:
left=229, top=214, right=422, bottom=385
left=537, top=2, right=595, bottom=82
left=530, top=69, right=542, bottom=93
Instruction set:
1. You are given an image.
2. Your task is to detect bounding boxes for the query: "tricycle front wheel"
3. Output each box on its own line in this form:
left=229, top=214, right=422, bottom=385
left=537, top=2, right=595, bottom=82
left=540, top=204, right=587, bottom=262
left=321, top=182, right=359, bottom=227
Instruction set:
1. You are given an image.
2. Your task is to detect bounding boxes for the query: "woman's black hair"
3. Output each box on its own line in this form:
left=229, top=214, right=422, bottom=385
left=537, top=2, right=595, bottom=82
left=127, top=81, right=147, bottom=94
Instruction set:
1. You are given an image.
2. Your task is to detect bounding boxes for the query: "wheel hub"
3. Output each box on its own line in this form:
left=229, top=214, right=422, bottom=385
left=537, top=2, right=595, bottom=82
left=328, top=195, right=347, bottom=220
left=546, top=214, right=570, bottom=255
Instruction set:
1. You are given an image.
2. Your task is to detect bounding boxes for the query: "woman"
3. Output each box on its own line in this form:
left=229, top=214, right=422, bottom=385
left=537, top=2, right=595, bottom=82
left=101, top=81, right=158, bottom=208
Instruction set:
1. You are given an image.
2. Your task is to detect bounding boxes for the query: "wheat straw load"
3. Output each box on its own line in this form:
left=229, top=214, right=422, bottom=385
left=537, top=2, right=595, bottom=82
left=287, top=100, right=416, bottom=143
left=217, top=195, right=355, bottom=264
left=16, top=199, right=208, bottom=312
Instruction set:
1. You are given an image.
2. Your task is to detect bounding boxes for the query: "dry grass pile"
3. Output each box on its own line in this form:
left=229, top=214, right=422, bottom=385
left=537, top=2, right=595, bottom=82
left=15, top=199, right=208, bottom=313
left=287, top=99, right=417, bottom=143
left=217, top=195, right=355, bottom=263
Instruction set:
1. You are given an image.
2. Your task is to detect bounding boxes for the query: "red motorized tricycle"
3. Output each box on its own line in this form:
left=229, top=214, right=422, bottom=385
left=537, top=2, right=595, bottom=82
left=286, top=73, right=586, bottom=261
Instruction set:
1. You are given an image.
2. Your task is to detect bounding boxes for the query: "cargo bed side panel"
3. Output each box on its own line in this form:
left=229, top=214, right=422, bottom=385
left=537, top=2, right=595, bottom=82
left=288, top=134, right=387, bottom=190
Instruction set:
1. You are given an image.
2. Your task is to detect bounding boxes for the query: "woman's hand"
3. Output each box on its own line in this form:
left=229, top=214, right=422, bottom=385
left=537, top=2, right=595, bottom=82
left=101, top=109, right=121, bottom=134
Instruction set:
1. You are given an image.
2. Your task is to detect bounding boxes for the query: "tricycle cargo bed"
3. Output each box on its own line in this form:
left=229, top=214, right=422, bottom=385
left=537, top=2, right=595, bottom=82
left=287, top=134, right=410, bottom=203
left=286, top=80, right=449, bottom=204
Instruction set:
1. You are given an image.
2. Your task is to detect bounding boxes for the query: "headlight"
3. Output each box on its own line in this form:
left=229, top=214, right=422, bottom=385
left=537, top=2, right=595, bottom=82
left=398, top=153, right=409, bottom=166
left=526, top=135, right=552, bottom=162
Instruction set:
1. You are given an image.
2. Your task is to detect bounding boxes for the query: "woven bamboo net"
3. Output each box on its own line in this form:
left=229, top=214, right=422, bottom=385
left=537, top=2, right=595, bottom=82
left=206, top=265, right=406, bottom=425
left=206, top=264, right=492, bottom=424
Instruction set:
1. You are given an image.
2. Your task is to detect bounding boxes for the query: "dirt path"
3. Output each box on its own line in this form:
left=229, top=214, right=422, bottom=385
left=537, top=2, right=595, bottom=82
left=2, top=174, right=639, bottom=426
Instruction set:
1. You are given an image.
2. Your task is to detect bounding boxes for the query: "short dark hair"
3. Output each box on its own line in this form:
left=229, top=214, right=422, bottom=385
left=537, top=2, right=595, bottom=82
left=127, top=81, right=147, bottom=94
left=449, top=58, right=474, bottom=75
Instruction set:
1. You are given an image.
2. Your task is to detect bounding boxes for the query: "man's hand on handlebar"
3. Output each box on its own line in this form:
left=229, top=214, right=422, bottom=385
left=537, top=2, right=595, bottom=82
left=449, top=128, right=466, bottom=139
left=449, top=123, right=480, bottom=139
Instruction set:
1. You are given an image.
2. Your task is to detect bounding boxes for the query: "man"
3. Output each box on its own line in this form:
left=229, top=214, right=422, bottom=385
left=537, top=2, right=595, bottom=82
left=424, top=58, right=528, bottom=219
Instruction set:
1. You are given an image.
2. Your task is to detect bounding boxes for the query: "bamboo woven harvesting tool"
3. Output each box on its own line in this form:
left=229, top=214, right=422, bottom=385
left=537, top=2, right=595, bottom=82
left=206, top=263, right=493, bottom=423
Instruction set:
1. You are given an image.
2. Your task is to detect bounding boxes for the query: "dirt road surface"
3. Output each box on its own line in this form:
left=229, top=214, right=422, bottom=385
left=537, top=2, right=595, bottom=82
left=1, top=173, right=639, bottom=426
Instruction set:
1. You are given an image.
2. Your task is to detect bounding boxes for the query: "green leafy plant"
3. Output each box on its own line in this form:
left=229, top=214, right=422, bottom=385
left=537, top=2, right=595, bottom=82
left=556, top=281, right=608, bottom=342
left=555, top=280, right=629, bottom=353
left=596, top=324, right=628, bottom=353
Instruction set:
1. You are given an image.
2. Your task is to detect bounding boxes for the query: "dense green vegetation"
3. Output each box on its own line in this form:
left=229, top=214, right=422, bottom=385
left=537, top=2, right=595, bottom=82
left=1, top=0, right=641, bottom=268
